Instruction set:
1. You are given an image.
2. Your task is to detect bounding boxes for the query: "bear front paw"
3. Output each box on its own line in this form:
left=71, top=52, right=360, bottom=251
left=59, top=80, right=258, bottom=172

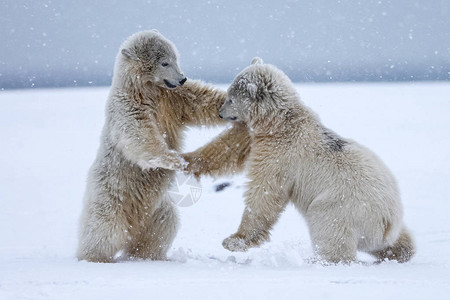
left=181, top=153, right=203, bottom=178
left=138, top=150, right=187, bottom=171
left=165, top=150, right=188, bottom=171
left=222, top=235, right=248, bottom=252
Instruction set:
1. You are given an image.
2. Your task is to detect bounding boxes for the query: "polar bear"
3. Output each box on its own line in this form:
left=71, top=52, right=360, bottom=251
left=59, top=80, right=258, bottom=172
left=219, top=58, right=415, bottom=264
left=77, top=30, right=251, bottom=262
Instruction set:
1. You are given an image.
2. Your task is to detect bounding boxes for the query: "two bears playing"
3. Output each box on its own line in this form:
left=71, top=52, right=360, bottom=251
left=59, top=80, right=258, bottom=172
left=77, top=30, right=415, bottom=264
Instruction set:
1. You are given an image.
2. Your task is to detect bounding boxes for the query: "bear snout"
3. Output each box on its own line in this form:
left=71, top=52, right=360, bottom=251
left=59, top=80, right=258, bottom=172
left=163, top=79, right=177, bottom=89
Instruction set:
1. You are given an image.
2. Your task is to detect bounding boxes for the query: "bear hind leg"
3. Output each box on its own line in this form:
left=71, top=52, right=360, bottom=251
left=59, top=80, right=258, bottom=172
left=128, top=198, right=179, bottom=261
left=311, top=228, right=358, bottom=265
left=307, top=205, right=358, bottom=264
left=77, top=220, right=130, bottom=263
left=370, top=227, right=415, bottom=263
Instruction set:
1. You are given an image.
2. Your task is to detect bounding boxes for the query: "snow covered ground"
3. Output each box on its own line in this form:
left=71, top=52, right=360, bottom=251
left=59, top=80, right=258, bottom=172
left=1, top=82, right=449, bottom=299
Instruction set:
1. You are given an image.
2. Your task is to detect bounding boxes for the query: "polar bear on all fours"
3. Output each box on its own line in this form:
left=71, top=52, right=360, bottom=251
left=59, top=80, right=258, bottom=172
left=77, top=30, right=251, bottom=263
left=219, top=57, right=415, bottom=264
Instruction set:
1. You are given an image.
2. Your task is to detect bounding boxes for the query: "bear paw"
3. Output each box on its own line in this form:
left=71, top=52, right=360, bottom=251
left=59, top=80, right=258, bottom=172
left=181, top=153, right=203, bottom=178
left=222, top=235, right=248, bottom=252
left=164, top=150, right=188, bottom=171
left=140, top=151, right=187, bottom=171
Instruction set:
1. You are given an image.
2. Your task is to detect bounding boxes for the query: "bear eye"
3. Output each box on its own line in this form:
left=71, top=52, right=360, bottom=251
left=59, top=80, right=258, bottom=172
left=229, top=99, right=234, bottom=104
left=161, top=62, right=169, bottom=67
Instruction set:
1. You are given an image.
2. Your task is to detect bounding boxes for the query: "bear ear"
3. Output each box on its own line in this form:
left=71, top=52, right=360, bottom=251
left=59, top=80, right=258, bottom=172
left=251, top=57, right=264, bottom=65
left=247, top=83, right=258, bottom=98
left=121, top=48, right=139, bottom=61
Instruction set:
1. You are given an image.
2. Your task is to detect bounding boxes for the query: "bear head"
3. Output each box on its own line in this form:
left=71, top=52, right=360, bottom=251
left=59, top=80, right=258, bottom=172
left=219, top=57, right=295, bottom=125
left=117, top=30, right=187, bottom=89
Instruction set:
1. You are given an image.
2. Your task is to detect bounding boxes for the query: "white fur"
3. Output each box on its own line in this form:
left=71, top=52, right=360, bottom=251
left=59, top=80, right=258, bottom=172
left=221, top=60, right=415, bottom=264
left=77, top=31, right=237, bottom=262
left=77, top=31, right=186, bottom=263
left=77, top=30, right=253, bottom=262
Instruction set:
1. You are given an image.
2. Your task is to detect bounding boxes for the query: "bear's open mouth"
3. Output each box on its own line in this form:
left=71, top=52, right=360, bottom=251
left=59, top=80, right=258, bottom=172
left=164, top=79, right=177, bottom=89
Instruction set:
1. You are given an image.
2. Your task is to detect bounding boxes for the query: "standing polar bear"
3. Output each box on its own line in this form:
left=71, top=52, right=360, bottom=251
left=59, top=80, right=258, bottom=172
left=219, top=58, right=415, bottom=264
left=77, top=30, right=251, bottom=262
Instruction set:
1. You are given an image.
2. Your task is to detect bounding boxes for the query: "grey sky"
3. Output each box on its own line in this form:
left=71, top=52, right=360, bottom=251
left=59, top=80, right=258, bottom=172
left=1, top=0, right=449, bottom=89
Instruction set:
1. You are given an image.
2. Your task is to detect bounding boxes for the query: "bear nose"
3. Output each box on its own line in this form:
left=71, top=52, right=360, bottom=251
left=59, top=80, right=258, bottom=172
left=179, top=77, right=187, bottom=86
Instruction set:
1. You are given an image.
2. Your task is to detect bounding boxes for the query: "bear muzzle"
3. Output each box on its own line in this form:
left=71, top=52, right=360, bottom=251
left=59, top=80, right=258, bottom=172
left=219, top=112, right=237, bottom=121
left=164, top=77, right=187, bottom=89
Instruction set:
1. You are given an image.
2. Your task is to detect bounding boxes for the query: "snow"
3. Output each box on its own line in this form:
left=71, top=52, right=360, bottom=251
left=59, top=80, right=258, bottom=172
left=1, top=82, right=450, bottom=299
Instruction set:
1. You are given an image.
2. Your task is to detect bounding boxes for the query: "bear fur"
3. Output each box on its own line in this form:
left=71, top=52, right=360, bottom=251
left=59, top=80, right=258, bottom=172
left=219, top=58, right=415, bottom=264
left=77, top=30, right=251, bottom=262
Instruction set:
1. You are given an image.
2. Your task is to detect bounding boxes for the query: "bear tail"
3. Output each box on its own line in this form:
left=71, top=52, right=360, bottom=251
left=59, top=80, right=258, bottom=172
left=371, top=227, right=416, bottom=263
